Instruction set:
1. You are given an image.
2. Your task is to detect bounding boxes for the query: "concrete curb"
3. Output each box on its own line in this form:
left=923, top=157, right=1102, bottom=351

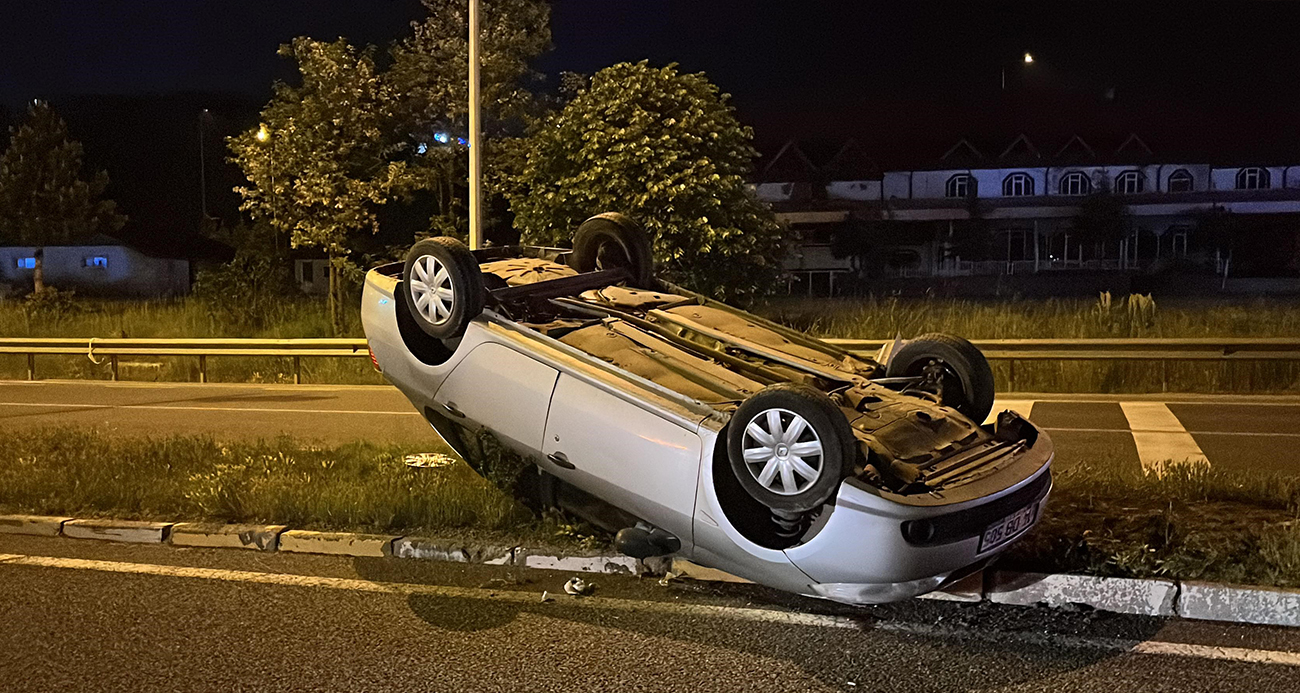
left=1179, top=581, right=1300, bottom=627
left=170, top=523, right=287, bottom=552
left=277, top=530, right=397, bottom=558
left=7, top=513, right=1300, bottom=628
left=987, top=571, right=1178, bottom=617
left=0, top=514, right=73, bottom=537
left=62, top=519, right=174, bottom=544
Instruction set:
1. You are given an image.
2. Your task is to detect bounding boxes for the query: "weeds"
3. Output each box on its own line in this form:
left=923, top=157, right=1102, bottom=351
left=0, top=428, right=532, bottom=536
left=762, top=294, right=1300, bottom=392
left=1004, top=460, right=1300, bottom=588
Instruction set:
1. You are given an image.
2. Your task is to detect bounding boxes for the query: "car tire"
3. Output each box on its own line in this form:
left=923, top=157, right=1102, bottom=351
left=886, top=333, right=995, bottom=423
left=727, top=383, right=857, bottom=513
left=402, top=237, right=485, bottom=340
left=570, top=212, right=655, bottom=287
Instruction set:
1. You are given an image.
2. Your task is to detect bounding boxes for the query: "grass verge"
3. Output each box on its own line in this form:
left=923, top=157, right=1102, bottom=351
left=1005, top=460, right=1300, bottom=588
left=0, top=428, right=540, bottom=544
left=3, top=427, right=1299, bottom=590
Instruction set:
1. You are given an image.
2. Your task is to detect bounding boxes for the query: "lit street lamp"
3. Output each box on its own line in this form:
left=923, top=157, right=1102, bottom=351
left=1002, top=51, right=1036, bottom=90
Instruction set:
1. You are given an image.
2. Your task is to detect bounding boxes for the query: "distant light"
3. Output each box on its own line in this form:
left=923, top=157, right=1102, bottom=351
left=1023, top=52, right=1034, bottom=64
left=434, top=132, right=450, bottom=144
left=255, top=125, right=270, bottom=143
left=416, top=142, right=429, bottom=155
left=456, top=137, right=467, bottom=146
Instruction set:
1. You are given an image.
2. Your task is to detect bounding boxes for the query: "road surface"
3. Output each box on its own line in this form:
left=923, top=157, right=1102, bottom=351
left=2, top=380, right=1299, bottom=473
left=3, top=533, right=1300, bottom=692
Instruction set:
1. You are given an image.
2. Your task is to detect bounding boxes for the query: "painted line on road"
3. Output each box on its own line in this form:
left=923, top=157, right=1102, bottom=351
left=5, top=552, right=1300, bottom=667
left=1041, top=426, right=1300, bottom=438
left=1120, top=402, right=1210, bottom=475
left=0, top=401, right=421, bottom=416
left=986, top=399, right=1035, bottom=425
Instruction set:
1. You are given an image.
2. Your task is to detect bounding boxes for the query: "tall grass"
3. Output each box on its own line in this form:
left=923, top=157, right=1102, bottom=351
left=761, top=294, right=1300, bottom=392
left=0, top=428, right=533, bottom=538
left=0, top=297, right=381, bottom=384
left=1006, top=460, right=1300, bottom=588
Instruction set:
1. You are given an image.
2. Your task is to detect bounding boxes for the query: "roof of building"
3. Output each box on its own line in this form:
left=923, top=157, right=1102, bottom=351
left=751, top=90, right=1300, bottom=178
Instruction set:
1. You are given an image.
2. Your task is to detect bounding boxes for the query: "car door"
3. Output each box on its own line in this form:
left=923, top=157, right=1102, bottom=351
left=541, top=374, right=702, bottom=541
left=434, top=342, right=559, bottom=455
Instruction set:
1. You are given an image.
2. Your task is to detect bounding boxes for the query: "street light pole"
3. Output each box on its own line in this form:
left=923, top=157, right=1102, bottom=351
left=198, top=111, right=208, bottom=220
left=468, top=0, right=483, bottom=250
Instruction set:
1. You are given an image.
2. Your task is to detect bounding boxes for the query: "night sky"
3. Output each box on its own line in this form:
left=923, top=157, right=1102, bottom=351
left=5, top=2, right=1299, bottom=124
left=1, top=1, right=1299, bottom=245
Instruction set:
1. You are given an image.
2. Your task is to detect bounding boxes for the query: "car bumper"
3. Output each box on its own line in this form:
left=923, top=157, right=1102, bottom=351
left=783, top=449, right=1053, bottom=605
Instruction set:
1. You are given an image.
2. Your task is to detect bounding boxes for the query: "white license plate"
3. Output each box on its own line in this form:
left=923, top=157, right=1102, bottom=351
left=979, top=503, right=1037, bottom=552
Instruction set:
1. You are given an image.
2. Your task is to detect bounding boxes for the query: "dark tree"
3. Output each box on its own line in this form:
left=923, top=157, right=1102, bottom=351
left=0, top=101, right=126, bottom=293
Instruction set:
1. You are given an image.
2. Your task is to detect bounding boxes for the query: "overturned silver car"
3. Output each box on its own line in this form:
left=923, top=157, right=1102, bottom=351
left=361, top=213, right=1053, bottom=604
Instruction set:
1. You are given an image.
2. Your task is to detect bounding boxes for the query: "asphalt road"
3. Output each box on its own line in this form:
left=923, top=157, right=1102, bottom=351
left=3, top=380, right=1300, bottom=473
left=4, top=533, right=1300, bottom=692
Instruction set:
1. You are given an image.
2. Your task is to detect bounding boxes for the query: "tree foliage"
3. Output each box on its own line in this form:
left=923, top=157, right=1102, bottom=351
left=387, top=0, right=552, bottom=242
left=505, top=62, right=785, bottom=302
left=390, top=0, right=551, bottom=130
left=1072, top=180, right=1130, bottom=247
left=0, top=101, right=124, bottom=247
left=229, top=38, right=411, bottom=334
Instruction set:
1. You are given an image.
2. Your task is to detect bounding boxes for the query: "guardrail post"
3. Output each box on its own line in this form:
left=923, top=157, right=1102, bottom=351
left=1008, top=359, right=1017, bottom=392
left=26, top=353, right=35, bottom=381
left=199, top=355, right=207, bottom=384
left=110, top=355, right=119, bottom=382
left=293, top=356, right=302, bottom=385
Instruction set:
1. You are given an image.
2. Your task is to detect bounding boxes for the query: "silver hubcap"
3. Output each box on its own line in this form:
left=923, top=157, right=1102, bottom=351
left=409, top=255, right=454, bottom=325
left=741, top=408, right=824, bottom=495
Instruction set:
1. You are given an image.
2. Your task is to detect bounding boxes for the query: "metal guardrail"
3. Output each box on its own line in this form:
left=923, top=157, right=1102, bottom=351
left=827, top=337, right=1300, bottom=361
left=0, top=338, right=369, bottom=384
left=2, top=336, right=1298, bottom=385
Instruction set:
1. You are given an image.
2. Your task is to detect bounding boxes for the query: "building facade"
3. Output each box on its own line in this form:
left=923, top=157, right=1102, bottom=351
left=0, top=244, right=189, bottom=297
left=757, top=134, right=1300, bottom=295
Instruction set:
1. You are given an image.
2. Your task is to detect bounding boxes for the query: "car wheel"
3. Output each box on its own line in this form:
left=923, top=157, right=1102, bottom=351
left=570, top=212, right=654, bottom=287
left=727, top=383, right=857, bottom=513
left=402, top=237, right=485, bottom=340
left=886, top=333, right=995, bottom=423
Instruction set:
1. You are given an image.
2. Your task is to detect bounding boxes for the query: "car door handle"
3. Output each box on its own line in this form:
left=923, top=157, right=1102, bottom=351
left=547, top=451, right=575, bottom=470
left=441, top=402, right=465, bottom=419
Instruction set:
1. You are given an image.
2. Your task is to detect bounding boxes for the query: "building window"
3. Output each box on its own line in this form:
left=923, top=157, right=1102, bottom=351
left=1236, top=167, right=1270, bottom=190
left=1167, top=169, right=1194, bottom=193
left=15, top=257, right=35, bottom=270
left=1002, top=172, right=1034, bottom=197
left=1168, top=225, right=1191, bottom=257
left=945, top=174, right=973, bottom=198
left=84, top=256, right=108, bottom=268
left=1115, top=170, right=1145, bottom=194
left=1058, top=171, right=1090, bottom=196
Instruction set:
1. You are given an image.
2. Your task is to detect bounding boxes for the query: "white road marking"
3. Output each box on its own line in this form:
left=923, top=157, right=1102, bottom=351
left=4, top=551, right=1300, bottom=667
left=1120, top=402, right=1210, bottom=475
left=986, top=399, right=1035, bottom=425
left=1042, top=427, right=1300, bottom=439
left=0, top=401, right=421, bottom=416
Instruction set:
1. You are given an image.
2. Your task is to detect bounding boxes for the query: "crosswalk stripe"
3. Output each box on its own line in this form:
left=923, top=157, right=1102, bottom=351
left=987, top=399, right=1035, bottom=425
left=1120, top=402, right=1210, bottom=475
